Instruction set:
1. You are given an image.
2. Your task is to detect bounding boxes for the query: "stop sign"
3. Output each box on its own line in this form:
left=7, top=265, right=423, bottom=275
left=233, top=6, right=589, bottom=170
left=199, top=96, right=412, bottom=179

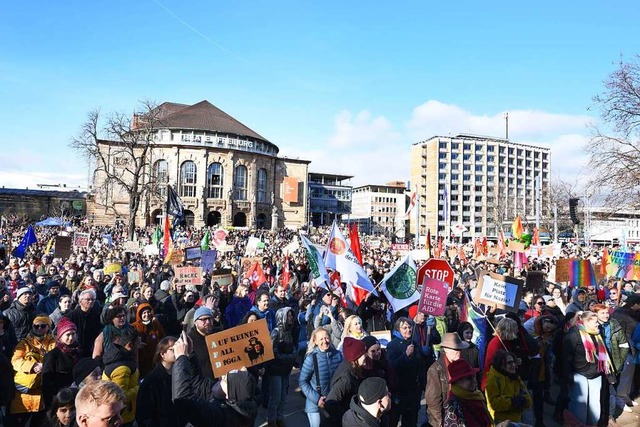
left=417, top=259, right=455, bottom=290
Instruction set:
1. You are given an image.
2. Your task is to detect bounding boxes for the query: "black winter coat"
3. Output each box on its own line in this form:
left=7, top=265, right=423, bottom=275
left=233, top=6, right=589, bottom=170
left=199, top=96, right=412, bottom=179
left=563, top=327, right=602, bottom=381
left=187, top=327, right=216, bottom=381
left=0, top=312, right=18, bottom=358
left=42, top=346, right=77, bottom=409
left=325, top=361, right=362, bottom=427
left=66, top=307, right=102, bottom=358
left=3, top=300, right=36, bottom=341
left=342, top=396, right=388, bottom=427
left=136, top=364, right=180, bottom=427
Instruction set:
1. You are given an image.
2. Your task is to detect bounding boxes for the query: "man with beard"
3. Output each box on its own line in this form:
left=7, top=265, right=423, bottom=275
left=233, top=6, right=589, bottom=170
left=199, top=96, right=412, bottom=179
left=3, top=287, right=36, bottom=341
left=187, top=306, right=217, bottom=381
left=66, top=289, right=103, bottom=357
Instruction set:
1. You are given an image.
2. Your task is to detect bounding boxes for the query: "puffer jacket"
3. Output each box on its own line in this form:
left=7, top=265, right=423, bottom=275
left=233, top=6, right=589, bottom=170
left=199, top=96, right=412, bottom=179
left=11, top=332, right=56, bottom=413
left=299, top=345, right=343, bottom=413
left=0, top=312, right=18, bottom=358
left=325, top=361, right=362, bottom=427
left=131, top=302, right=166, bottom=377
left=484, top=365, right=532, bottom=423
left=267, top=307, right=296, bottom=377
left=102, top=343, right=139, bottom=424
left=600, top=318, right=629, bottom=373
left=3, top=300, right=36, bottom=341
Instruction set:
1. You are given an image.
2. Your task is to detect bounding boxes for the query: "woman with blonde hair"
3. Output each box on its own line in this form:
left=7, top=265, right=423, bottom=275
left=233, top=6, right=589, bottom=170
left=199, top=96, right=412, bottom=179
left=337, top=315, right=367, bottom=350
left=299, top=328, right=343, bottom=427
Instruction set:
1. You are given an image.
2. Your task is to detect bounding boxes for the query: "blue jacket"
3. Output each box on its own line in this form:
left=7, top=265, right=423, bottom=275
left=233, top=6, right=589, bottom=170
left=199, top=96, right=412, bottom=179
left=225, top=295, right=252, bottom=328
left=299, top=346, right=343, bottom=413
left=249, top=306, right=276, bottom=331
left=37, top=295, right=59, bottom=316
left=387, top=330, right=424, bottom=395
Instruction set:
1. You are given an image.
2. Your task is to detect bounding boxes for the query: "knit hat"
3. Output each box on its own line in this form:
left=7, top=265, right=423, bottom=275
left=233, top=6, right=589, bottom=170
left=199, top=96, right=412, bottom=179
left=447, top=358, right=479, bottom=383
left=362, top=335, right=379, bottom=351
left=72, top=358, right=101, bottom=385
left=56, top=317, right=77, bottom=340
left=358, top=377, right=388, bottom=405
left=343, top=337, right=367, bottom=362
left=33, top=315, right=52, bottom=327
left=194, top=306, right=214, bottom=321
left=16, top=287, right=33, bottom=299
left=408, top=304, right=418, bottom=320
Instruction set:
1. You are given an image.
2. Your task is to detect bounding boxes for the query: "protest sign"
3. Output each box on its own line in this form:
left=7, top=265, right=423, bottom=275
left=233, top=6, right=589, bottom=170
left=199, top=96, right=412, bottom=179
left=143, top=244, right=159, bottom=256
left=391, top=243, right=410, bottom=252
left=127, top=270, right=143, bottom=284
left=370, top=330, right=391, bottom=348
left=555, top=258, right=576, bottom=282
left=369, top=239, right=381, bottom=249
left=476, top=271, right=523, bottom=313
left=418, top=277, right=448, bottom=316
left=174, top=266, right=202, bottom=286
left=73, top=232, right=90, bottom=249
left=104, top=263, right=122, bottom=275
left=241, top=257, right=262, bottom=272
left=211, top=274, right=233, bottom=288
left=507, top=241, right=525, bottom=253
left=185, top=246, right=202, bottom=260
left=167, top=249, right=184, bottom=266
left=205, top=318, right=274, bottom=377
left=245, top=237, right=261, bottom=256
left=123, top=241, right=141, bottom=253
left=525, top=271, right=545, bottom=293
left=54, top=236, right=72, bottom=259
left=201, top=250, right=217, bottom=273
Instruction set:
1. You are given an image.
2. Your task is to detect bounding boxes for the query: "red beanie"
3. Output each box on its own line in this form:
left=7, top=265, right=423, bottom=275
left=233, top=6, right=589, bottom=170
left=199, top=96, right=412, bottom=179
left=56, top=317, right=77, bottom=341
left=343, top=337, right=367, bottom=363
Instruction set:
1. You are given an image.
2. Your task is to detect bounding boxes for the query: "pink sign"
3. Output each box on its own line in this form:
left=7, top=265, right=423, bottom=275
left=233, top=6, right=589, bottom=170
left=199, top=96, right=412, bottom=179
left=418, top=277, right=449, bottom=316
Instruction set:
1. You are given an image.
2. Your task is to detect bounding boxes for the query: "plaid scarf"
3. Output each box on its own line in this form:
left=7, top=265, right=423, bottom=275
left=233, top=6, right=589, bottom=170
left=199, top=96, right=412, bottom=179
left=578, top=323, right=611, bottom=374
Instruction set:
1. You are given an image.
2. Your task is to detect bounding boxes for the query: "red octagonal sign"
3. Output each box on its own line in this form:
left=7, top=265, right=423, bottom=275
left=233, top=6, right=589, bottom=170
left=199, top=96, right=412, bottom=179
left=417, top=259, right=455, bottom=290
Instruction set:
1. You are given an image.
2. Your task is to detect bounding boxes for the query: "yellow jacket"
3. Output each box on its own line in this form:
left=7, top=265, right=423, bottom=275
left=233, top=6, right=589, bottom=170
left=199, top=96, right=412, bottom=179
left=484, top=365, right=532, bottom=423
left=11, top=333, right=56, bottom=413
left=102, top=343, right=140, bottom=424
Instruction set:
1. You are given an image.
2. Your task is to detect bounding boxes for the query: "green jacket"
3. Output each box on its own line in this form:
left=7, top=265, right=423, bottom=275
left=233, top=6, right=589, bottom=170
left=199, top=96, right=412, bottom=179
left=601, top=318, right=629, bottom=374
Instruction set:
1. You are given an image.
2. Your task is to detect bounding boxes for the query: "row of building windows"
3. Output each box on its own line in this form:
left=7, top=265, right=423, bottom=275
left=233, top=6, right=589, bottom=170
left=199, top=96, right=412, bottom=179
left=438, top=141, right=549, bottom=160
left=152, top=160, right=269, bottom=202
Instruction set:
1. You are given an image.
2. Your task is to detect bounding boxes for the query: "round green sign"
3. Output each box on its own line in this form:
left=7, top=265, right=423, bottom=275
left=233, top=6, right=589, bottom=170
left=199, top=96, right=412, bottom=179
left=386, top=263, right=417, bottom=300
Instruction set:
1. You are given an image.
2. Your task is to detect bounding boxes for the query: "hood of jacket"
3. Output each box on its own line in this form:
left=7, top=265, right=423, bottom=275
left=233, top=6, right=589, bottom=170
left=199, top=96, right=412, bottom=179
left=135, top=302, right=154, bottom=323
left=571, top=288, right=586, bottom=309
left=103, top=342, right=135, bottom=368
left=275, top=306, right=292, bottom=331
left=249, top=306, right=266, bottom=319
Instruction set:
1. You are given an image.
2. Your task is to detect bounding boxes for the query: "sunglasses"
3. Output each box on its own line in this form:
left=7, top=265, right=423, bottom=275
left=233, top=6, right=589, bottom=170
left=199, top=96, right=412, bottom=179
left=536, top=302, right=546, bottom=306
left=33, top=324, right=49, bottom=329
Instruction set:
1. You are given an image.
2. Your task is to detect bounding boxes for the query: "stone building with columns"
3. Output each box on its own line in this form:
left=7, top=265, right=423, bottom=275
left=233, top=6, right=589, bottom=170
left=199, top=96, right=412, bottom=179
left=88, top=100, right=310, bottom=229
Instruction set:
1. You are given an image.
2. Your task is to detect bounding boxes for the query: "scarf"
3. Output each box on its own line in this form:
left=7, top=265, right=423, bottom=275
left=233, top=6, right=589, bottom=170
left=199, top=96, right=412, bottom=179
left=450, top=384, right=486, bottom=401
left=103, top=324, right=133, bottom=348
left=578, top=323, right=611, bottom=374
left=449, top=384, right=493, bottom=427
left=56, top=341, right=81, bottom=364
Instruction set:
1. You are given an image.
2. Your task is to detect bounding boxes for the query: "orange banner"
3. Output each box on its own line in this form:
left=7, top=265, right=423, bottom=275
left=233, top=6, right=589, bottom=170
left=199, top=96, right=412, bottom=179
left=283, top=176, right=299, bottom=203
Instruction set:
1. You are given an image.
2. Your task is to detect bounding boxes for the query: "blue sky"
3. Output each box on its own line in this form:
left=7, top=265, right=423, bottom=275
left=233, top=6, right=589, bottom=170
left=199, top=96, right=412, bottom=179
left=1, top=1, right=638, bottom=189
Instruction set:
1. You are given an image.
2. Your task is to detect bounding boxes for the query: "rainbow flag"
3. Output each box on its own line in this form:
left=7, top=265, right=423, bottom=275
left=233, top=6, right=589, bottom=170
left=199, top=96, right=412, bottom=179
left=627, top=252, right=640, bottom=280
left=569, top=259, right=597, bottom=288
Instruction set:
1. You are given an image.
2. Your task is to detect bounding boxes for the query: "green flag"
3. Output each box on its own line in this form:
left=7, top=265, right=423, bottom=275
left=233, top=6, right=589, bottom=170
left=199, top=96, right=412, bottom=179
left=300, top=233, right=331, bottom=289
left=201, top=229, right=211, bottom=251
left=152, top=225, right=162, bottom=246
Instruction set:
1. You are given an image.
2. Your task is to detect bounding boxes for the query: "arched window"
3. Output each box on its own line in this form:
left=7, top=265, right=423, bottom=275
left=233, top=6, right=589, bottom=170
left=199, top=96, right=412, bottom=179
left=207, top=163, right=224, bottom=199
left=180, top=161, right=197, bottom=198
left=257, top=168, right=268, bottom=203
left=234, top=165, right=247, bottom=200
left=153, top=160, right=168, bottom=197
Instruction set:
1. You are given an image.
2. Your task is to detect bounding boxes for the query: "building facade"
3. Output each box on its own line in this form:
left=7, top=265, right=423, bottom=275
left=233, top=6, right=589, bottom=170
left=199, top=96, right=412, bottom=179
left=410, top=134, right=551, bottom=240
left=0, top=188, right=86, bottom=221
left=351, top=182, right=407, bottom=237
left=586, top=207, right=640, bottom=246
left=88, top=101, right=310, bottom=229
left=308, top=173, right=352, bottom=226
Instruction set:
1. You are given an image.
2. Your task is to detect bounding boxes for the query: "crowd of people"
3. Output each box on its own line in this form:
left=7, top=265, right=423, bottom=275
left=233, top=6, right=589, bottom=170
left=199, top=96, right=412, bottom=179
left=0, top=218, right=638, bottom=427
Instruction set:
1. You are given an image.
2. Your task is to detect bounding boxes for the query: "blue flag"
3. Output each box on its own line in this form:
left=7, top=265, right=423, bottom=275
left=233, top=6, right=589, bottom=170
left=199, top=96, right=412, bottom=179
left=13, top=225, right=38, bottom=259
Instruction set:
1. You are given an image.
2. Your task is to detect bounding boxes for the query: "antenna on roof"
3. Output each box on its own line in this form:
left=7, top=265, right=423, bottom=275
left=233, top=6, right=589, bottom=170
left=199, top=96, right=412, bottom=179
left=504, top=112, right=509, bottom=140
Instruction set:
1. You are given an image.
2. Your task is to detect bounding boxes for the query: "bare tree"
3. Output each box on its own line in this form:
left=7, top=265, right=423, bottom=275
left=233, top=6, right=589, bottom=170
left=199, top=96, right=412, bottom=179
left=588, top=56, right=640, bottom=209
left=539, top=176, right=577, bottom=239
left=70, top=101, right=162, bottom=238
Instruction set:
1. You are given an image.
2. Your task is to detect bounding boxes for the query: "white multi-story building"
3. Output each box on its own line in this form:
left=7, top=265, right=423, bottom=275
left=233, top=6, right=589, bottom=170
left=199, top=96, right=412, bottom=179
left=351, top=182, right=407, bottom=237
left=410, top=134, right=551, bottom=239
left=587, top=207, right=640, bottom=246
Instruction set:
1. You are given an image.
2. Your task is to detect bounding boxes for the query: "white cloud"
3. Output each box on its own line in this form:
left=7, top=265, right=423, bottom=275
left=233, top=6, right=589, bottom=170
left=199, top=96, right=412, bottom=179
left=0, top=170, right=87, bottom=191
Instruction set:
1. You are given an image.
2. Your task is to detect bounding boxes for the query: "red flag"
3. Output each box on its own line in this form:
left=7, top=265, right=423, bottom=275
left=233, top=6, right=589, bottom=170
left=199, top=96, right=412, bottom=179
left=349, top=223, right=363, bottom=266
left=458, top=245, right=467, bottom=263
left=163, top=214, right=171, bottom=258
left=436, top=236, right=443, bottom=258
left=281, top=255, right=290, bottom=289
left=601, top=247, right=609, bottom=276
left=245, top=262, right=267, bottom=290
left=426, top=229, right=432, bottom=259
left=498, top=229, right=507, bottom=257
left=474, top=239, right=483, bottom=259
left=481, top=237, right=488, bottom=256
left=532, top=228, right=542, bottom=257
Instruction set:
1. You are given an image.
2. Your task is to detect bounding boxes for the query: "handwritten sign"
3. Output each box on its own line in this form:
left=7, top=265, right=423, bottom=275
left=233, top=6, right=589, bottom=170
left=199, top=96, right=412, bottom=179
left=123, top=241, right=141, bottom=253
left=185, top=246, right=202, bottom=261
left=241, top=257, right=262, bottom=272
left=555, top=258, right=576, bottom=283
left=418, top=277, right=448, bottom=316
left=127, top=270, right=143, bottom=285
left=476, top=271, right=523, bottom=313
left=167, top=249, right=184, bottom=266
left=205, top=318, right=274, bottom=377
left=143, top=244, right=159, bottom=256
left=210, top=274, right=233, bottom=288
left=201, top=250, right=217, bottom=273
left=73, top=232, right=90, bottom=249
left=174, top=266, right=202, bottom=286
left=104, top=263, right=122, bottom=275
left=54, top=236, right=72, bottom=259
left=508, top=241, right=525, bottom=253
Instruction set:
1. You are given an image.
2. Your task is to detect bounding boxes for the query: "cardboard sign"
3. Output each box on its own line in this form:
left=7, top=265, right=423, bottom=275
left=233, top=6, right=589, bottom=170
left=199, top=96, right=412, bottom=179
left=104, top=263, right=122, bottom=275
left=174, top=266, right=202, bottom=286
left=555, top=258, right=576, bottom=283
left=418, top=277, right=448, bottom=316
left=167, top=249, right=184, bottom=266
left=369, top=239, right=381, bottom=249
left=143, top=244, right=159, bottom=256
left=127, top=270, right=143, bottom=284
left=476, top=271, right=524, bottom=313
left=370, top=330, right=391, bottom=348
left=185, top=246, right=202, bottom=261
left=525, top=271, right=545, bottom=293
left=205, top=318, right=274, bottom=377
left=201, top=250, right=217, bottom=273
left=241, top=257, right=262, bottom=272
left=123, top=241, right=141, bottom=253
left=508, top=241, right=525, bottom=253
left=54, top=236, right=72, bottom=259
left=391, top=243, right=411, bottom=251
left=73, top=232, right=90, bottom=249
left=210, top=274, right=233, bottom=288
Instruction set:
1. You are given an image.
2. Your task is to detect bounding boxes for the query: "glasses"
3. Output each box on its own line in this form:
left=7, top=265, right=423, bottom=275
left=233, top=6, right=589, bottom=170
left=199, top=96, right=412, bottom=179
left=198, top=317, right=213, bottom=323
left=115, top=314, right=127, bottom=319
left=536, top=302, right=546, bottom=306
left=33, top=324, right=49, bottom=329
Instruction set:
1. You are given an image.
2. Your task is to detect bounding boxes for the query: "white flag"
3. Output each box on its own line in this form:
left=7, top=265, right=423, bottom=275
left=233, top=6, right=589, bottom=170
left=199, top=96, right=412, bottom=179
left=380, top=253, right=419, bottom=312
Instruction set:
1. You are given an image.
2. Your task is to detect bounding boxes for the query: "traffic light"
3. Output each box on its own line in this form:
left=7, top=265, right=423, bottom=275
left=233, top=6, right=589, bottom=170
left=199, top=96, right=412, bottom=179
left=569, top=198, right=580, bottom=224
